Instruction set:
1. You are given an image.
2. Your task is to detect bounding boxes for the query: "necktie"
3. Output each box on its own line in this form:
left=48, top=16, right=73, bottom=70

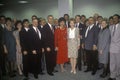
left=112, top=25, right=116, bottom=36
left=85, top=26, right=90, bottom=37
left=36, top=28, right=41, bottom=39
left=51, top=25, right=54, bottom=33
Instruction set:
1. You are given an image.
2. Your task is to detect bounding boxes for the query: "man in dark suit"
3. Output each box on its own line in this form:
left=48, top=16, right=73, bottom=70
left=82, top=17, right=99, bottom=75
left=42, top=15, right=56, bottom=76
left=0, top=15, right=6, bottom=78
left=28, top=18, right=44, bottom=79
left=75, top=15, right=86, bottom=71
left=19, top=19, right=31, bottom=80
left=64, top=14, right=70, bottom=28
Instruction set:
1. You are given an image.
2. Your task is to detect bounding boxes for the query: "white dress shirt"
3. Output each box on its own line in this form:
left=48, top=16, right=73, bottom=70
left=24, top=27, right=29, bottom=32
left=69, top=28, right=75, bottom=38
left=85, top=24, right=94, bottom=37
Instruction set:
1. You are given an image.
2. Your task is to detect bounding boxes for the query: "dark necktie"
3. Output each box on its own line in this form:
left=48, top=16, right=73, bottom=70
left=112, top=25, right=116, bottom=36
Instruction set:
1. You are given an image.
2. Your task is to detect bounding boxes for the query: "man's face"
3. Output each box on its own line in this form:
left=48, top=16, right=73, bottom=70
left=64, top=15, right=69, bottom=21
left=89, top=18, right=94, bottom=25
left=113, top=16, right=119, bottom=24
left=32, top=19, right=38, bottom=27
left=48, top=16, right=54, bottom=24
left=0, top=17, right=5, bottom=24
left=75, top=16, right=80, bottom=23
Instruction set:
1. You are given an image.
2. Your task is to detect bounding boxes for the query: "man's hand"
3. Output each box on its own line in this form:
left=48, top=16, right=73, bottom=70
left=23, top=51, right=27, bottom=55
left=32, top=50, right=37, bottom=54
left=46, top=47, right=51, bottom=52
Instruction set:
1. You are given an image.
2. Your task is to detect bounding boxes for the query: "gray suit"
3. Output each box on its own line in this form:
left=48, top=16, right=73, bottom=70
left=97, top=28, right=111, bottom=64
left=109, top=23, right=120, bottom=79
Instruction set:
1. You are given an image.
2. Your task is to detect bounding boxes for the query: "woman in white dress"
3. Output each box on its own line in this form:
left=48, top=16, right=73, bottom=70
left=67, top=18, right=80, bottom=74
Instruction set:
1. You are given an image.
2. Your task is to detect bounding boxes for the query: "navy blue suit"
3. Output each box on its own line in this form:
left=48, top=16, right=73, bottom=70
left=83, top=24, right=99, bottom=72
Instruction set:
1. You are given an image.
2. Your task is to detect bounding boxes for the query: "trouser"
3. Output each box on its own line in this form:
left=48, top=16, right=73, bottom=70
left=77, top=48, right=82, bottom=70
left=45, top=51, right=56, bottom=73
left=23, top=54, right=29, bottom=77
left=0, top=46, right=6, bottom=75
left=85, top=50, right=98, bottom=72
left=110, top=53, right=120, bottom=79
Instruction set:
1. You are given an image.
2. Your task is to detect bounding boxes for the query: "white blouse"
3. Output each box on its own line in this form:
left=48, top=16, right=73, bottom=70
left=69, top=28, right=75, bottom=38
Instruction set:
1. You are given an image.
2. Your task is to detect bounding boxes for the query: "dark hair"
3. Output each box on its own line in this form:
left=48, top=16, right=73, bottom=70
left=14, top=20, right=22, bottom=30
left=109, top=16, right=113, bottom=20
left=97, top=16, right=103, bottom=19
left=5, top=17, right=12, bottom=22
left=81, top=15, right=86, bottom=18
left=22, top=19, right=29, bottom=24
left=0, top=15, right=6, bottom=19
left=58, top=17, right=66, bottom=25
left=32, top=15, right=37, bottom=18
left=64, top=14, right=69, bottom=17
left=113, top=14, right=120, bottom=19
left=75, top=15, right=81, bottom=19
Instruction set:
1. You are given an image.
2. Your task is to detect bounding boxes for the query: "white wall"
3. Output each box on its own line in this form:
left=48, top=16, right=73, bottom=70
left=0, top=0, right=120, bottom=20
left=73, top=0, right=120, bottom=18
left=0, top=1, right=58, bottom=20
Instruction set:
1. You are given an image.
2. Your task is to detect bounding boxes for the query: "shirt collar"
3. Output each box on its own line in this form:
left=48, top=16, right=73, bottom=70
left=89, top=24, right=94, bottom=29
left=48, top=23, right=52, bottom=27
left=24, top=27, right=29, bottom=31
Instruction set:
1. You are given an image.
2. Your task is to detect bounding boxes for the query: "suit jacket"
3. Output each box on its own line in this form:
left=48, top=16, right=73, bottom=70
left=19, top=28, right=31, bottom=53
left=83, top=24, right=99, bottom=50
left=98, top=28, right=111, bottom=53
left=28, top=27, right=42, bottom=53
left=67, top=28, right=80, bottom=46
left=110, top=23, right=120, bottom=53
left=0, top=24, right=4, bottom=46
left=42, top=23, right=55, bottom=52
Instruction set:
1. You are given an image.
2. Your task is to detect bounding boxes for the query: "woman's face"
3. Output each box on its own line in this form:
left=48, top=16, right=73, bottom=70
left=6, top=20, right=12, bottom=27
left=101, top=21, right=107, bottom=28
left=70, top=21, right=75, bottom=28
left=60, top=21, right=65, bottom=27
left=17, top=23, right=22, bottom=29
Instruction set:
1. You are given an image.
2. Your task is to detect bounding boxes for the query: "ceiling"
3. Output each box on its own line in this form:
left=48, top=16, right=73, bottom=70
left=0, top=0, right=52, bottom=6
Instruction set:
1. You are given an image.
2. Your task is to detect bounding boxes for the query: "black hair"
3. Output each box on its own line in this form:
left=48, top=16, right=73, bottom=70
left=5, top=17, right=12, bottom=22
left=14, top=20, right=22, bottom=30
left=113, top=14, right=120, bottom=19
left=109, top=16, right=113, bottom=20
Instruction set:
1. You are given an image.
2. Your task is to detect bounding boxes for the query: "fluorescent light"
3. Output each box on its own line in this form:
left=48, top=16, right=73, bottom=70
left=18, top=0, right=28, bottom=4
left=0, top=3, right=4, bottom=6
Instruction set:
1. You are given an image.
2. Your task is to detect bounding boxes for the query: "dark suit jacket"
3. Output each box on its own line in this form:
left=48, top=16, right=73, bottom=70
left=0, top=24, right=4, bottom=46
left=19, top=28, right=31, bottom=53
left=42, top=23, right=55, bottom=52
left=28, top=27, right=42, bottom=53
left=83, top=24, right=99, bottom=50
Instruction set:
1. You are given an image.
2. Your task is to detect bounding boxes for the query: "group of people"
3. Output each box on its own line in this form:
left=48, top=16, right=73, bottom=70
left=0, top=13, right=120, bottom=80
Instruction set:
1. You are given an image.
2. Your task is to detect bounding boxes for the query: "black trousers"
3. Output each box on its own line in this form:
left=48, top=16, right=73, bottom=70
left=0, top=46, right=6, bottom=75
left=85, top=50, right=98, bottom=72
left=77, top=48, right=82, bottom=70
left=45, top=51, right=56, bottom=73
left=29, top=53, right=42, bottom=75
left=23, top=53, right=29, bottom=77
